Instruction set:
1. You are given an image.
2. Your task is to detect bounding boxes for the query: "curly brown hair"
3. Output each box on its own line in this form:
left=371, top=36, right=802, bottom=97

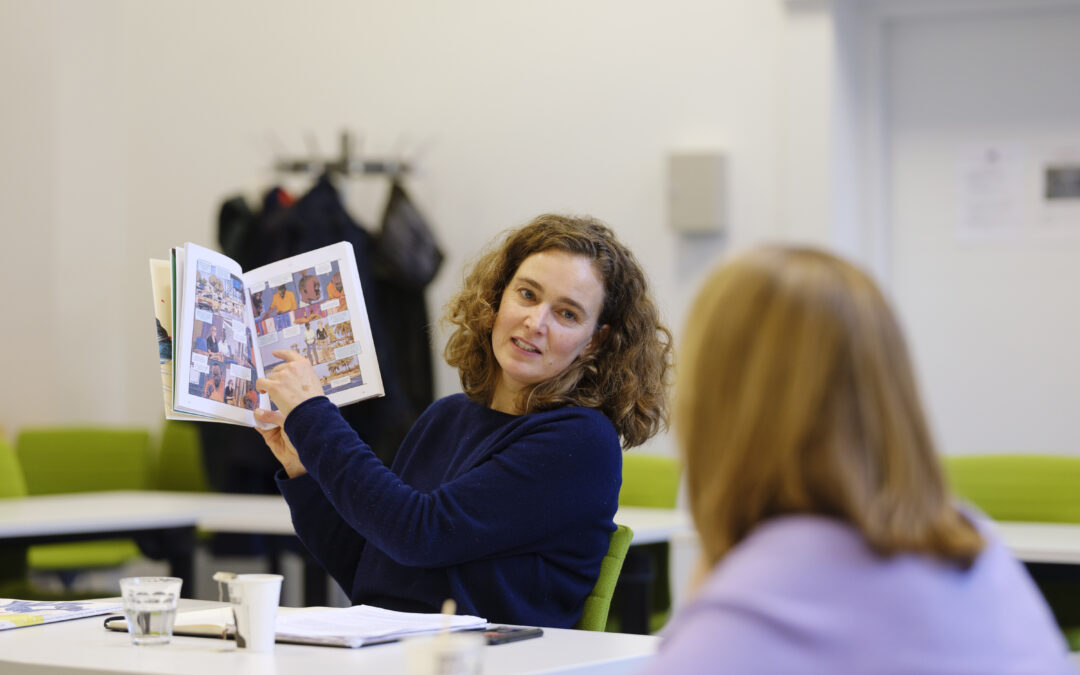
left=443, top=214, right=672, bottom=448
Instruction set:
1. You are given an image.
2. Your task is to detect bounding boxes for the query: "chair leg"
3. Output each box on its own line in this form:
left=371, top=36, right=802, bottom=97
left=57, top=570, right=79, bottom=590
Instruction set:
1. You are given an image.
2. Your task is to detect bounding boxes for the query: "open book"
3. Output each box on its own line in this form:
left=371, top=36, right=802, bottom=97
left=104, top=605, right=488, bottom=648
left=150, top=241, right=384, bottom=426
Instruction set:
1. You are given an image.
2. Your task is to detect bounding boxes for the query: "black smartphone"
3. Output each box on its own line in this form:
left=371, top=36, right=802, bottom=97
left=482, top=625, right=544, bottom=645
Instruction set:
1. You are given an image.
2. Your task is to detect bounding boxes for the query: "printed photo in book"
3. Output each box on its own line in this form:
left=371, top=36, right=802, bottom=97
left=150, top=241, right=385, bottom=427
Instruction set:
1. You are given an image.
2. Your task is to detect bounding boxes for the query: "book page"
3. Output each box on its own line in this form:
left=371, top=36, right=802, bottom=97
left=274, top=605, right=487, bottom=647
left=174, top=243, right=265, bottom=426
left=149, top=258, right=202, bottom=422
left=244, top=242, right=384, bottom=408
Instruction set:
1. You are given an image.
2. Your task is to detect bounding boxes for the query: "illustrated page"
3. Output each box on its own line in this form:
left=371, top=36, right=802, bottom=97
left=174, top=242, right=264, bottom=425
left=243, top=241, right=384, bottom=408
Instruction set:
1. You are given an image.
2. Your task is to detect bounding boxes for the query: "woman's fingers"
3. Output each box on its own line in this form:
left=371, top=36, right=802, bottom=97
left=254, top=407, right=286, bottom=427
left=272, top=349, right=307, bottom=362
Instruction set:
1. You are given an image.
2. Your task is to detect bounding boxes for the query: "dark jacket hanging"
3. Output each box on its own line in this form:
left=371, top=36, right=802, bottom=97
left=373, top=181, right=444, bottom=420
left=204, top=176, right=415, bottom=511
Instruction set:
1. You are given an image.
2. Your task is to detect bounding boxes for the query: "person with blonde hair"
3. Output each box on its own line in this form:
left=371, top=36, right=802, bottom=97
left=254, top=214, right=672, bottom=627
left=641, top=246, right=1072, bottom=673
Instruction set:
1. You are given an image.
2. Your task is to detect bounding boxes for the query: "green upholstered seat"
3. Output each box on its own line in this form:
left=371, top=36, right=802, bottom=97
left=943, top=454, right=1080, bottom=649
left=576, top=524, right=633, bottom=631
left=15, top=427, right=152, bottom=581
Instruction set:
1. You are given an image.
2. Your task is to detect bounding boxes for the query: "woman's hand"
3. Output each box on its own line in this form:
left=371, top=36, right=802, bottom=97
left=255, top=349, right=324, bottom=417
left=254, top=407, right=307, bottom=478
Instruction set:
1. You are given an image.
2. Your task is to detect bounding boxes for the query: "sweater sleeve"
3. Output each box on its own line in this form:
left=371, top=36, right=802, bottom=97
left=275, top=468, right=367, bottom=592
left=284, top=396, right=620, bottom=568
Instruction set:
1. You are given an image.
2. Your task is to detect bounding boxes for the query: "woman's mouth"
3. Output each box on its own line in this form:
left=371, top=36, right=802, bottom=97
left=511, top=337, right=541, bottom=354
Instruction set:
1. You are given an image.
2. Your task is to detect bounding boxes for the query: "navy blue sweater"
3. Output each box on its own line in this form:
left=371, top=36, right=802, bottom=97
left=276, top=394, right=621, bottom=627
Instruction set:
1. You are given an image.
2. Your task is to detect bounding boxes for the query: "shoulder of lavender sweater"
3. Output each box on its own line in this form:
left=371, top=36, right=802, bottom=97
left=691, top=512, right=1046, bottom=610
left=697, top=516, right=868, bottom=597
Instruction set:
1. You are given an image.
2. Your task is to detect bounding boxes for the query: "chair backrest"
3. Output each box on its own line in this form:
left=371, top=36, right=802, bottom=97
left=15, top=427, right=152, bottom=495
left=943, top=454, right=1080, bottom=523
left=576, top=524, right=633, bottom=631
left=0, top=438, right=28, bottom=498
left=156, top=421, right=209, bottom=492
left=619, top=454, right=680, bottom=508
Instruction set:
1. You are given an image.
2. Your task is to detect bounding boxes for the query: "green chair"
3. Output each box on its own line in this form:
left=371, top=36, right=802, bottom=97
left=0, top=438, right=100, bottom=600
left=155, top=421, right=209, bottom=492
left=609, top=453, right=681, bottom=634
left=15, top=427, right=153, bottom=586
left=576, top=524, right=633, bottom=631
left=0, top=438, right=30, bottom=593
left=943, top=454, right=1080, bottom=649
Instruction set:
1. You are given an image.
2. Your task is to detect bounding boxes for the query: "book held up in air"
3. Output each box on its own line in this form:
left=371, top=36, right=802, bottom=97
left=150, top=241, right=384, bottom=426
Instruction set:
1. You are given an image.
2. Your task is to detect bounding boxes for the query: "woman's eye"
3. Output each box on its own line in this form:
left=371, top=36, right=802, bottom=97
left=518, top=288, right=535, bottom=300
left=560, top=309, right=579, bottom=322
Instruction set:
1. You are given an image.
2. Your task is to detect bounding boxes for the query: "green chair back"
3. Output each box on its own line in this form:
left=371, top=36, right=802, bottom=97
left=0, top=437, right=27, bottom=498
left=156, top=421, right=209, bottom=492
left=576, top=524, right=633, bottom=631
left=15, top=427, right=152, bottom=495
left=14, top=427, right=151, bottom=577
left=942, top=454, right=1080, bottom=523
left=619, top=454, right=681, bottom=509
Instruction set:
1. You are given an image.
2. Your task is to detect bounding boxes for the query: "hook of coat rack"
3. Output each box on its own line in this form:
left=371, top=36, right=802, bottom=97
left=273, top=130, right=410, bottom=177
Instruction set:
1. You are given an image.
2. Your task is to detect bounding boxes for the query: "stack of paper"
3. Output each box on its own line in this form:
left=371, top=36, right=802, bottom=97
left=0, top=599, right=122, bottom=630
left=275, top=605, right=488, bottom=648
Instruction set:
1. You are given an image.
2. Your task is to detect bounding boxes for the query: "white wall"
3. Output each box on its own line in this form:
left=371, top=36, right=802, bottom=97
left=832, top=0, right=1080, bottom=455
left=888, top=5, right=1080, bottom=454
left=0, top=0, right=838, bottom=451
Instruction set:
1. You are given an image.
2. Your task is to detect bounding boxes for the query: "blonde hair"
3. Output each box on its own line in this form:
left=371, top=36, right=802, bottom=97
left=443, top=214, right=672, bottom=448
left=677, top=246, right=982, bottom=567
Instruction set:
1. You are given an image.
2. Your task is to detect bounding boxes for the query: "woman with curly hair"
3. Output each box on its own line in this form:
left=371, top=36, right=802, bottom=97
left=254, top=214, right=672, bottom=627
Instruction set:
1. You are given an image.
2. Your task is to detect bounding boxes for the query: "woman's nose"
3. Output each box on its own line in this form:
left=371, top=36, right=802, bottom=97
left=524, top=306, right=549, bottom=334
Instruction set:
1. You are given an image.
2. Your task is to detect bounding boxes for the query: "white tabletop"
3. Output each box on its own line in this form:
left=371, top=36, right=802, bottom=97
left=0, top=599, right=659, bottom=675
left=0, top=491, right=200, bottom=538
left=0, top=491, right=695, bottom=547
left=993, top=521, right=1080, bottom=564
left=9, top=490, right=1080, bottom=568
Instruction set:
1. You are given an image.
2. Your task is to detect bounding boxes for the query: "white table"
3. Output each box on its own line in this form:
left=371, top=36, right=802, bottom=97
left=0, top=492, right=694, bottom=615
left=0, top=491, right=693, bottom=545
left=0, top=599, right=659, bottom=675
left=993, top=522, right=1080, bottom=565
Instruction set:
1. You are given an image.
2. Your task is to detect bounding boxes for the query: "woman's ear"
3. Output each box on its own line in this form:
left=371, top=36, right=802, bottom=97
left=585, top=324, right=611, bottom=356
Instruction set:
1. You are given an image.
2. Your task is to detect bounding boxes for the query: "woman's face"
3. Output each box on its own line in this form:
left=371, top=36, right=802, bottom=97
left=491, top=249, right=606, bottom=408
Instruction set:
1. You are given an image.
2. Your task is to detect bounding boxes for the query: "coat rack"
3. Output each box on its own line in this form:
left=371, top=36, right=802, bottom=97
left=273, top=130, right=410, bottom=177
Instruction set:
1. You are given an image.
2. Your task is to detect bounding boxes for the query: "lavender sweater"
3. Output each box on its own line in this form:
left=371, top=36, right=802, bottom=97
left=640, top=515, right=1075, bottom=674
left=276, top=394, right=620, bottom=627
